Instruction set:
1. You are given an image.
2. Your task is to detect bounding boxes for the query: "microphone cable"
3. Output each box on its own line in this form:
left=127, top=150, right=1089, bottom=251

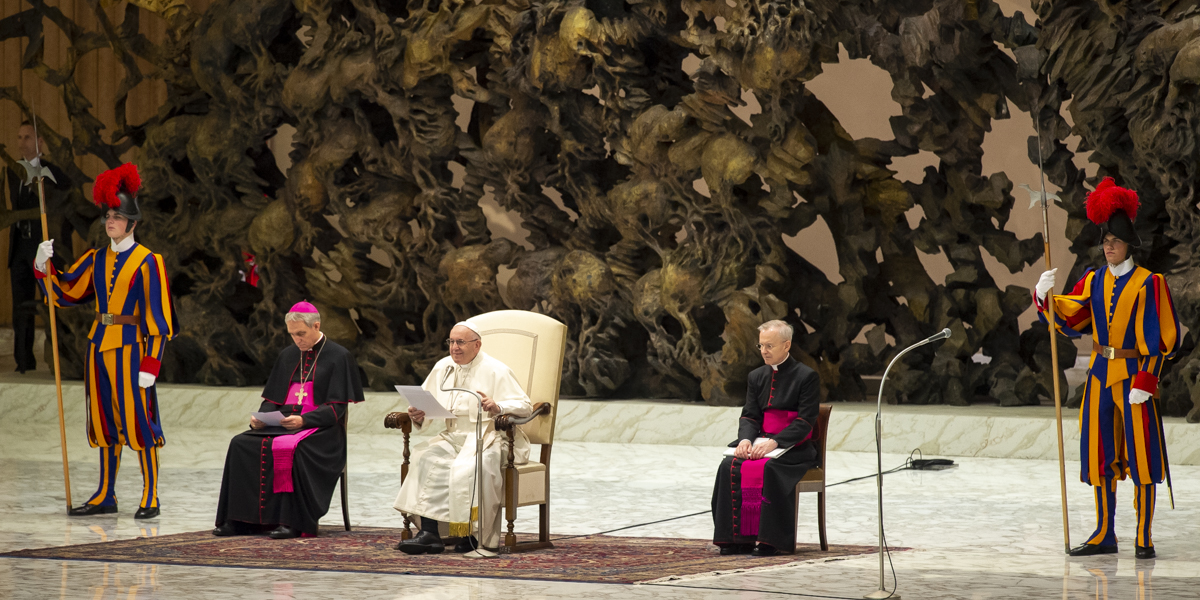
left=551, top=449, right=929, bottom=542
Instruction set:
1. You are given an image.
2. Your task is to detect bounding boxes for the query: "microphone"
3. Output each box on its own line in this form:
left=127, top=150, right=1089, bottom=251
left=864, top=326, right=951, bottom=599
left=923, top=328, right=952, bottom=344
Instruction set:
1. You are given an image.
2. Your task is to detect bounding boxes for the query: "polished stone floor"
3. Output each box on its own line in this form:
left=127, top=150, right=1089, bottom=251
left=2, top=434, right=1197, bottom=600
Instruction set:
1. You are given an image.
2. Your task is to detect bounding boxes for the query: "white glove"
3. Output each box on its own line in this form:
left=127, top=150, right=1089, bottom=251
left=1129, top=388, right=1151, bottom=405
left=1035, top=268, right=1057, bottom=301
left=34, top=239, right=54, bottom=273
left=138, top=372, right=156, bottom=389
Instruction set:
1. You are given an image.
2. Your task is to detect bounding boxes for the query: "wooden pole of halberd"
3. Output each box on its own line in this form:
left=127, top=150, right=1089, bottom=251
left=36, top=177, right=72, bottom=511
left=1035, top=115, right=1070, bottom=554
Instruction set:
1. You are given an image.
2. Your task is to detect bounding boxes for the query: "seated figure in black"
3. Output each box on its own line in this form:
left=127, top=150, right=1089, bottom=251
left=712, top=319, right=820, bottom=556
left=213, top=301, right=364, bottom=539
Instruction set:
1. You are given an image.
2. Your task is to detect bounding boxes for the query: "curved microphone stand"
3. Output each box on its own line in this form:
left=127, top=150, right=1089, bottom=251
left=440, top=377, right=499, bottom=559
left=864, top=328, right=951, bottom=600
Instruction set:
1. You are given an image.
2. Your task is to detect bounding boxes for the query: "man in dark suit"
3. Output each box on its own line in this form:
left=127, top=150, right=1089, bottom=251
left=6, top=121, right=71, bottom=373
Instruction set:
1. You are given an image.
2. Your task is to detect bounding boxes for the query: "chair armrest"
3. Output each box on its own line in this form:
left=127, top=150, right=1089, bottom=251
left=496, top=402, right=551, bottom=432
left=384, top=412, right=412, bottom=433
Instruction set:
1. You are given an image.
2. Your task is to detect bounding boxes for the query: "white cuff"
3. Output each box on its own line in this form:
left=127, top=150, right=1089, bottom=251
left=1128, top=388, right=1152, bottom=405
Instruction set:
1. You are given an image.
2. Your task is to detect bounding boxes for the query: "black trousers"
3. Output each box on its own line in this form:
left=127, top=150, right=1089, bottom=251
left=10, top=243, right=39, bottom=372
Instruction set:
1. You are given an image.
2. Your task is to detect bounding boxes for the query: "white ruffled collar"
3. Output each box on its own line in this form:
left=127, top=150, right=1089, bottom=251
left=1107, top=257, right=1134, bottom=278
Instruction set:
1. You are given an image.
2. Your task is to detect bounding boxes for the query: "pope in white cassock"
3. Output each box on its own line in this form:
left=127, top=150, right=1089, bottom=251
left=394, top=320, right=532, bottom=554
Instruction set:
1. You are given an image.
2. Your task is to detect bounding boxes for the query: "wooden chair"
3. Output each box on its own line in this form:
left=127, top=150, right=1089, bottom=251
left=793, top=403, right=831, bottom=552
left=384, top=310, right=567, bottom=553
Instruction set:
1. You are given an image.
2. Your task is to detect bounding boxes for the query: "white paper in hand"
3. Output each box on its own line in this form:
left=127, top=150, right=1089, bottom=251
left=252, top=411, right=285, bottom=426
left=395, top=385, right=455, bottom=419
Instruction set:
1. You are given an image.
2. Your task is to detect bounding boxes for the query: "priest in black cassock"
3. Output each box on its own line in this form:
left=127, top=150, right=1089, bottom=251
left=712, top=319, right=820, bottom=556
left=214, top=301, right=364, bottom=539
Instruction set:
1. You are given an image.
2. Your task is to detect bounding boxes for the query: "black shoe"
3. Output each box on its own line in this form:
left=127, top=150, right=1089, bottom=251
left=68, top=503, right=117, bottom=516
left=213, top=522, right=238, bottom=537
left=454, top=536, right=480, bottom=553
left=719, top=543, right=754, bottom=556
left=397, top=530, right=445, bottom=555
left=751, top=543, right=779, bottom=557
left=134, top=506, right=160, bottom=520
left=1135, top=545, right=1156, bottom=559
left=268, top=525, right=300, bottom=539
left=1068, top=543, right=1118, bottom=557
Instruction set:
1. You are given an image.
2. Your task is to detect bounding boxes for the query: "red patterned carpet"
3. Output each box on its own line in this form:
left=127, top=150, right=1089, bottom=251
left=3, top=528, right=880, bottom=584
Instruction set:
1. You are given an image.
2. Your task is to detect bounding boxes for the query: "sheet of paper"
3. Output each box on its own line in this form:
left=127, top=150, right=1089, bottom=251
left=722, top=438, right=789, bottom=459
left=252, top=411, right=285, bottom=426
left=395, top=385, right=455, bottom=419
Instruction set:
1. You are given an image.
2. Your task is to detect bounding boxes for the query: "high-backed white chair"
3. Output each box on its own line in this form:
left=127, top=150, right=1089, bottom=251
left=384, top=310, right=566, bottom=553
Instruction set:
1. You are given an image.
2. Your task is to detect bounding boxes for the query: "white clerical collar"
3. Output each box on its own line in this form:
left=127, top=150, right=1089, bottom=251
left=1107, top=257, right=1134, bottom=278
left=110, top=234, right=136, bottom=253
left=769, top=355, right=790, bottom=371
left=455, top=351, right=485, bottom=372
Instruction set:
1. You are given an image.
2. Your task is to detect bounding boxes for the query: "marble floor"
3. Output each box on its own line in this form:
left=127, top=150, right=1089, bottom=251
left=2, top=435, right=1198, bottom=600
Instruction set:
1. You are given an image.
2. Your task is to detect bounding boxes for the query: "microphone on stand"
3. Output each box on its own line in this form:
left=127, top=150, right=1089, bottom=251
left=864, top=328, right=952, bottom=600
left=439, top=368, right=498, bottom=559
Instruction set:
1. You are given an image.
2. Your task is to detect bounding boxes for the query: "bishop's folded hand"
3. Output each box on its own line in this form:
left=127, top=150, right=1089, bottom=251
left=749, top=438, right=779, bottom=460
left=733, top=439, right=752, bottom=459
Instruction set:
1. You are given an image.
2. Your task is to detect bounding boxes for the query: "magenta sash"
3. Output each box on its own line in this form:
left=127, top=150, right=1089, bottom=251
left=737, top=409, right=808, bottom=536
left=272, top=382, right=318, bottom=493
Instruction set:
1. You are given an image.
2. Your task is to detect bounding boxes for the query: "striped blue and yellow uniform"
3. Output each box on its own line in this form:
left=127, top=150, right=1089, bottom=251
left=37, top=242, right=177, bottom=509
left=1041, top=264, right=1179, bottom=548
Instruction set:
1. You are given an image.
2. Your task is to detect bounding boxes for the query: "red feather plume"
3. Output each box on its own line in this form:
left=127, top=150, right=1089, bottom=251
left=92, top=163, right=141, bottom=209
left=1085, top=177, right=1138, bottom=226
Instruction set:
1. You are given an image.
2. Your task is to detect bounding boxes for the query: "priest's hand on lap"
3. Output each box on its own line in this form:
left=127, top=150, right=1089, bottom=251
left=480, top=391, right=501, bottom=416
left=250, top=416, right=265, bottom=430
left=408, top=406, right=424, bottom=425
left=734, top=439, right=753, bottom=459
left=281, top=416, right=305, bottom=430
left=749, top=438, right=778, bottom=460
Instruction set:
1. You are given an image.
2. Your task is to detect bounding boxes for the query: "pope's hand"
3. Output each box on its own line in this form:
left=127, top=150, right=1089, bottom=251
left=749, top=438, right=779, bottom=460
left=138, top=372, right=156, bottom=388
left=733, top=439, right=752, bottom=459
left=408, top=406, right=425, bottom=425
left=1035, top=268, right=1057, bottom=301
left=35, top=239, right=54, bottom=272
left=480, top=391, right=500, bottom=415
left=1129, top=388, right=1152, bottom=405
left=281, top=416, right=305, bottom=430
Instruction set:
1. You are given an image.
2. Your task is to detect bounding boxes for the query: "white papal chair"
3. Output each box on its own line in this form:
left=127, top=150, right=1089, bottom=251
left=384, top=310, right=566, bottom=553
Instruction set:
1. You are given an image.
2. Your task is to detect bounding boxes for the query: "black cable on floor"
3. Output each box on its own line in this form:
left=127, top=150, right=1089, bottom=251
left=551, top=450, right=925, bottom=542
left=643, top=583, right=876, bottom=599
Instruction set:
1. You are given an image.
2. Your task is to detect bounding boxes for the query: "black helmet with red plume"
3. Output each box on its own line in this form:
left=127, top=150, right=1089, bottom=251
left=93, top=163, right=142, bottom=229
left=1085, top=177, right=1140, bottom=247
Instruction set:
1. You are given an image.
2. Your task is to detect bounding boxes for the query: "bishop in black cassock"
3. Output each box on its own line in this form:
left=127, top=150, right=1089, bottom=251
left=712, top=320, right=820, bottom=556
left=214, top=302, right=364, bottom=539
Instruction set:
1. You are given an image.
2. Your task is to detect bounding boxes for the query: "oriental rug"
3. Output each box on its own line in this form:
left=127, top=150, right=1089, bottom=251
left=2, top=528, right=881, bottom=584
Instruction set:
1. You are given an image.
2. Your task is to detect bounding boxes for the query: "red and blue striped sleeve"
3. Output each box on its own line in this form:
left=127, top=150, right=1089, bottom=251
left=35, top=249, right=98, bottom=307
left=137, top=253, right=177, bottom=376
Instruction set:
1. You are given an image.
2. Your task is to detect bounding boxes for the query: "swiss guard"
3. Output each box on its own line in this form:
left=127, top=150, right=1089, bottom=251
left=1035, top=177, right=1179, bottom=559
left=34, top=163, right=178, bottom=519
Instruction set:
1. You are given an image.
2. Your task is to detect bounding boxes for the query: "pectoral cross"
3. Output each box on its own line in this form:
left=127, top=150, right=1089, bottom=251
left=294, top=387, right=308, bottom=403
